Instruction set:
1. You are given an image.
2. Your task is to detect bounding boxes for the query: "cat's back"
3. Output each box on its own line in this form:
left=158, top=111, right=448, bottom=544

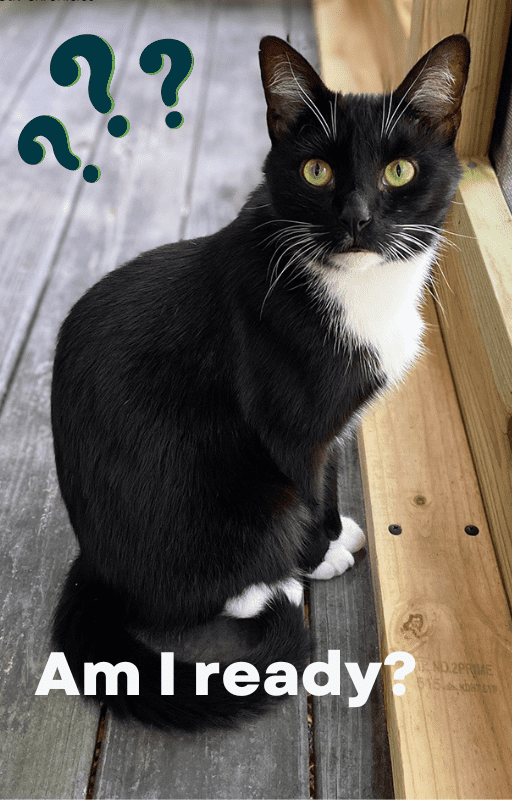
left=59, top=238, right=216, bottom=354
left=52, top=233, right=235, bottom=434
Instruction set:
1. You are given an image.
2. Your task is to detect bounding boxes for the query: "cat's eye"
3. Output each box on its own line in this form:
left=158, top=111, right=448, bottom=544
left=383, top=159, right=416, bottom=188
left=302, top=159, right=333, bottom=187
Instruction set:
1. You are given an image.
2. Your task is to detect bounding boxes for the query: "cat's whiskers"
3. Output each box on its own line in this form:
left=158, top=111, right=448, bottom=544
left=261, top=223, right=323, bottom=250
left=386, top=233, right=426, bottom=261
left=382, top=242, right=403, bottom=262
left=394, top=232, right=433, bottom=254
left=431, top=256, right=455, bottom=295
left=397, top=223, right=463, bottom=254
left=395, top=225, right=455, bottom=302
left=428, top=278, right=449, bottom=321
left=262, top=244, right=317, bottom=314
left=267, top=234, right=314, bottom=285
left=402, top=223, right=475, bottom=242
left=260, top=224, right=329, bottom=317
left=263, top=231, right=325, bottom=286
left=253, top=218, right=323, bottom=233
left=283, top=241, right=332, bottom=292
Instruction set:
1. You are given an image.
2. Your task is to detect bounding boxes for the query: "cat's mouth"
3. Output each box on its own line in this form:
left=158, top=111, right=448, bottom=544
left=335, top=233, right=373, bottom=255
left=334, top=242, right=375, bottom=257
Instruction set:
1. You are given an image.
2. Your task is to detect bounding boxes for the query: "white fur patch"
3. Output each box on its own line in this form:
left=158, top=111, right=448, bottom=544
left=310, top=249, right=435, bottom=386
left=309, top=516, right=366, bottom=580
left=268, top=59, right=311, bottom=102
left=411, top=66, right=456, bottom=118
left=223, top=577, right=303, bottom=619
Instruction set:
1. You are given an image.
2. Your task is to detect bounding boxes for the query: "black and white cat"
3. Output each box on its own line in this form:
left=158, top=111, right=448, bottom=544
left=51, top=34, right=470, bottom=730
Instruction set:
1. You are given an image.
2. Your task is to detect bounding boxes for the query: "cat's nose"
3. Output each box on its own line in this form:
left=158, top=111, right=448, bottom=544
left=339, top=192, right=372, bottom=238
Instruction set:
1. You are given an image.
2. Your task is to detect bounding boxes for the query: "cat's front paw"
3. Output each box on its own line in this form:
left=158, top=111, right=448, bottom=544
left=309, top=517, right=365, bottom=580
left=338, top=515, right=366, bottom=553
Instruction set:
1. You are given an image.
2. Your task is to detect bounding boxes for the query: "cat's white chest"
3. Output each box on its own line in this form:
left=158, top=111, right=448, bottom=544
left=311, top=249, right=435, bottom=385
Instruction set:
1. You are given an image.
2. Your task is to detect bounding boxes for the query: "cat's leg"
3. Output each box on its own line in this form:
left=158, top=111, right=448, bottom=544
left=309, top=516, right=366, bottom=579
left=302, top=444, right=366, bottom=580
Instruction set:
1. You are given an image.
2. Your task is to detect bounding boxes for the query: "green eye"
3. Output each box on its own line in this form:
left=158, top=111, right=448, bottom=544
left=383, top=159, right=415, bottom=187
left=302, top=159, right=333, bottom=187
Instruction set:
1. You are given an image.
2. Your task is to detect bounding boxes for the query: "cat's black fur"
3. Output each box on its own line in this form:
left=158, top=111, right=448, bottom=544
left=51, top=35, right=470, bottom=730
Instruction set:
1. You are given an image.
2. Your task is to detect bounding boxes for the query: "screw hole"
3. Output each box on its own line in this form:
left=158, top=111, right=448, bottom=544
left=465, top=525, right=479, bottom=536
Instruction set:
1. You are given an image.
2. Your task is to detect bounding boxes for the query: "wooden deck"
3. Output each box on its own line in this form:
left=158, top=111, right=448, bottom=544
left=0, top=1, right=393, bottom=798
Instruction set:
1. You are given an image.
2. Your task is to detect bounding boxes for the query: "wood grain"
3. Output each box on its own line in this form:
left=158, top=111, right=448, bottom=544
left=0, top=0, right=140, bottom=404
left=314, top=2, right=512, bottom=797
left=358, top=298, right=512, bottom=799
left=405, top=0, right=467, bottom=71
left=309, top=437, right=394, bottom=800
left=491, top=26, right=512, bottom=211
left=406, top=0, right=512, bottom=157
left=314, top=0, right=410, bottom=92
left=0, top=3, right=142, bottom=797
left=459, top=0, right=512, bottom=156
left=435, top=157, right=512, bottom=616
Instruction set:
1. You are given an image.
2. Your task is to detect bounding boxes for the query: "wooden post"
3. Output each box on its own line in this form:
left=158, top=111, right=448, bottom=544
left=358, top=298, right=512, bottom=799
left=406, top=0, right=512, bottom=156
left=313, top=0, right=512, bottom=796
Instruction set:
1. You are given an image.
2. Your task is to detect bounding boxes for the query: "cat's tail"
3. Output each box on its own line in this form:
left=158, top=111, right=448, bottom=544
left=52, top=558, right=310, bottom=731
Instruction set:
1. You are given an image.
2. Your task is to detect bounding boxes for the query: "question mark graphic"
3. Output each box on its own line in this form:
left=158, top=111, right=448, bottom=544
left=50, top=34, right=130, bottom=181
left=45, top=34, right=127, bottom=182
left=18, top=116, right=81, bottom=174
left=384, top=652, right=416, bottom=696
left=139, top=39, right=194, bottom=129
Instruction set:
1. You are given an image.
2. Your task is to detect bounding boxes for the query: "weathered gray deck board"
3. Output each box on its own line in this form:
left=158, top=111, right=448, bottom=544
left=309, top=440, right=394, bottom=800
left=0, top=1, right=67, bottom=131
left=0, top=6, right=144, bottom=796
left=0, top=1, right=393, bottom=798
left=0, top=1, right=204, bottom=796
left=0, top=0, right=140, bottom=404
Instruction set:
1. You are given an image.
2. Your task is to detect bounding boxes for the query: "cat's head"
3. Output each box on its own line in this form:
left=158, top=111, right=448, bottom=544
left=258, top=34, right=470, bottom=266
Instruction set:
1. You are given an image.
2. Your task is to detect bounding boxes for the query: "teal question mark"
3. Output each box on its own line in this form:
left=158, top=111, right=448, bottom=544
left=50, top=34, right=129, bottom=180
left=140, top=39, right=194, bottom=129
left=18, top=34, right=129, bottom=183
left=18, top=115, right=81, bottom=171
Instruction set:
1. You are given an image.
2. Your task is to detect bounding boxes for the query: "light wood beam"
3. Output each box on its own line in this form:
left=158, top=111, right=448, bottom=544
left=359, top=298, right=512, bottom=800
left=406, top=0, right=512, bottom=157
left=313, top=1, right=512, bottom=796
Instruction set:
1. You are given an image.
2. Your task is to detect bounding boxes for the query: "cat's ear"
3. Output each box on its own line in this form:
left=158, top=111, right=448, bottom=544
left=259, top=36, right=325, bottom=141
left=394, top=34, right=470, bottom=141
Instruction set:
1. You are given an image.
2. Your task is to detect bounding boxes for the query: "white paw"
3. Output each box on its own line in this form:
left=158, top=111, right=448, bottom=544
left=223, top=584, right=273, bottom=618
left=338, top=516, right=366, bottom=553
left=223, top=578, right=303, bottom=618
left=309, top=517, right=365, bottom=580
